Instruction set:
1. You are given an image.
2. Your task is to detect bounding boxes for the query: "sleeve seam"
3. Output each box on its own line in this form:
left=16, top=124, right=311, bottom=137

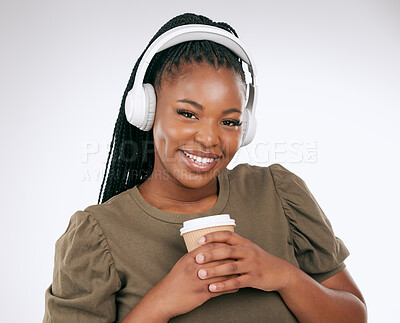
left=85, top=211, right=122, bottom=289
left=268, top=165, right=296, bottom=248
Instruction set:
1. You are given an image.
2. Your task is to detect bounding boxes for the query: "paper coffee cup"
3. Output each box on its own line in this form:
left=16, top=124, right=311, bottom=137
left=180, top=214, right=236, bottom=252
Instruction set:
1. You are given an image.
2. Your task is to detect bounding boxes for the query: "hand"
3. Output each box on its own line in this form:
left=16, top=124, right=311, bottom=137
left=150, top=242, right=240, bottom=320
left=194, top=230, right=296, bottom=294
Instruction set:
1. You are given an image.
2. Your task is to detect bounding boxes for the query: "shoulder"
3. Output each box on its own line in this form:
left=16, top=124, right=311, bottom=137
left=56, top=210, right=110, bottom=254
left=225, top=163, right=268, bottom=178
left=54, top=190, right=137, bottom=268
left=267, top=163, right=309, bottom=194
left=222, top=163, right=292, bottom=200
left=82, top=188, right=136, bottom=224
left=224, top=163, right=297, bottom=186
left=53, top=210, right=119, bottom=287
left=224, top=163, right=317, bottom=210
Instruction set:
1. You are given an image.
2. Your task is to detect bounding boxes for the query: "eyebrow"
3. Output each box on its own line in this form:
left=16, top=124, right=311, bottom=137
left=177, top=99, right=242, bottom=115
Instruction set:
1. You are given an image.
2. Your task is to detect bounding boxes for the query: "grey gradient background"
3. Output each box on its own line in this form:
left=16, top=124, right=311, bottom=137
left=1, top=0, right=399, bottom=321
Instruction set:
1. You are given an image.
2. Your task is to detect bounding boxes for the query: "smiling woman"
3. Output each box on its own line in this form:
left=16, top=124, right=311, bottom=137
left=43, top=12, right=367, bottom=323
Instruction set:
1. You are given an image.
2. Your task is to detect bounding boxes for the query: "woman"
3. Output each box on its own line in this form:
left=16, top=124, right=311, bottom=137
left=44, top=13, right=367, bottom=322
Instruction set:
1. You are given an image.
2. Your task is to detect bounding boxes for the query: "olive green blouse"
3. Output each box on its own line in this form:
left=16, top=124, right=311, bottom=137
left=44, top=163, right=349, bottom=322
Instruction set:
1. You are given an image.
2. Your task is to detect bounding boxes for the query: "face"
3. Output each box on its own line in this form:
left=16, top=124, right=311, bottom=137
left=151, top=62, right=246, bottom=189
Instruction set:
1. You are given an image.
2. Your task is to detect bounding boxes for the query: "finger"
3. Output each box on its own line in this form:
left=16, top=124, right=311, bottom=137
left=209, top=287, right=239, bottom=298
left=197, top=260, right=246, bottom=279
left=198, top=230, right=249, bottom=247
left=195, top=245, right=246, bottom=264
left=208, top=275, right=248, bottom=293
left=203, top=259, right=237, bottom=267
left=205, top=273, right=239, bottom=283
left=189, top=242, right=229, bottom=256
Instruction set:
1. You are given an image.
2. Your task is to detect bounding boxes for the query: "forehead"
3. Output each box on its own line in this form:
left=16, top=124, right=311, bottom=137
left=158, top=62, right=246, bottom=95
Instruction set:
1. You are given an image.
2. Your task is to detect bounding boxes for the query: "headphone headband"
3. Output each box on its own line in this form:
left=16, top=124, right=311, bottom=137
left=135, top=24, right=256, bottom=90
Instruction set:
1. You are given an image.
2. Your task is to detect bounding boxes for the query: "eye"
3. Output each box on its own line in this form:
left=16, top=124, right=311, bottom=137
left=176, top=109, right=197, bottom=119
left=222, top=120, right=242, bottom=127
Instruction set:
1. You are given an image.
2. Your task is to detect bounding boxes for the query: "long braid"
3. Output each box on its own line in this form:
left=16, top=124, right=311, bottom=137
left=98, top=13, right=246, bottom=204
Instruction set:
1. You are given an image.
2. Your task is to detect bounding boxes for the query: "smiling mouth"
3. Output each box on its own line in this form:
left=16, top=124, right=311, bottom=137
left=181, top=150, right=220, bottom=165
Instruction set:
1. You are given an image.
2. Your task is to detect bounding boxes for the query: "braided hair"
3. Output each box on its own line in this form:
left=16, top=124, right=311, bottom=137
left=98, top=13, right=246, bottom=204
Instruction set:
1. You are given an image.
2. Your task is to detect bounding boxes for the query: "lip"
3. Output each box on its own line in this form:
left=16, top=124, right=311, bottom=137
left=180, top=149, right=221, bottom=159
left=179, top=150, right=220, bottom=173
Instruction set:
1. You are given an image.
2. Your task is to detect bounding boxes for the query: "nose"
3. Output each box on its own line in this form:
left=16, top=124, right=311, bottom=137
left=194, top=122, right=220, bottom=148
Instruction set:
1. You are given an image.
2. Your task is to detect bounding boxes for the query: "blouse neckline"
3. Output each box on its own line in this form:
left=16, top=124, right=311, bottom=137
left=128, top=168, right=230, bottom=224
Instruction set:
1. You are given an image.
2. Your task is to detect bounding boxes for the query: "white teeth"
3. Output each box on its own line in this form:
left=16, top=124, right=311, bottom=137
left=182, top=151, right=216, bottom=165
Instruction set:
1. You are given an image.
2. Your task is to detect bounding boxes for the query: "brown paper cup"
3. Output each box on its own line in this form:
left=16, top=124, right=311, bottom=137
left=182, top=225, right=235, bottom=252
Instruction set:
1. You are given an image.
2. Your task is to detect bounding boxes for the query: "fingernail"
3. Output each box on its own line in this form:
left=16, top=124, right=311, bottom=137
left=198, top=236, right=206, bottom=244
left=196, top=253, right=205, bottom=263
left=198, top=269, right=207, bottom=278
left=209, top=284, right=217, bottom=292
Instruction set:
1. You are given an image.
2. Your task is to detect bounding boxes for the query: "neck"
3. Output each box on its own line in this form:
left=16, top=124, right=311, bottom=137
left=138, top=171, right=219, bottom=205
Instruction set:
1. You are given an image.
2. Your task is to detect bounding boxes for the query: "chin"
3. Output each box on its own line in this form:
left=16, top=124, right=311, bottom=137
left=175, top=170, right=219, bottom=188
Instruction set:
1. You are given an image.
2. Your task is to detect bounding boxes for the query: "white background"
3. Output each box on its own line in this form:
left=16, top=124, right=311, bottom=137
left=1, top=0, right=399, bottom=321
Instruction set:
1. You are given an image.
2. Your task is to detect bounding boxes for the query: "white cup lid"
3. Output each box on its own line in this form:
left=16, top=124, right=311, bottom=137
left=180, top=214, right=236, bottom=235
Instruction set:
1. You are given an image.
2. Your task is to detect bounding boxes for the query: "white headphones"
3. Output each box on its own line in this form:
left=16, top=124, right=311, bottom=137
left=125, top=24, right=258, bottom=147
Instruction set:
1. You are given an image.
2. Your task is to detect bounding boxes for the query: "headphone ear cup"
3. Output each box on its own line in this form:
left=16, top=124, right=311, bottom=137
left=142, top=83, right=156, bottom=131
left=240, top=108, right=256, bottom=147
left=240, top=108, right=250, bottom=147
left=124, top=83, right=156, bottom=131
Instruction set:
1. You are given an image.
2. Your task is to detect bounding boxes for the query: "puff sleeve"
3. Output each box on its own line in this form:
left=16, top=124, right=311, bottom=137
left=44, top=211, right=121, bottom=322
left=270, top=164, right=350, bottom=282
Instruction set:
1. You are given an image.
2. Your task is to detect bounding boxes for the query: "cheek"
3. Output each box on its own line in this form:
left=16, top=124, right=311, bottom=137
left=153, top=118, right=195, bottom=151
left=165, top=122, right=195, bottom=141
left=224, top=136, right=241, bottom=157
